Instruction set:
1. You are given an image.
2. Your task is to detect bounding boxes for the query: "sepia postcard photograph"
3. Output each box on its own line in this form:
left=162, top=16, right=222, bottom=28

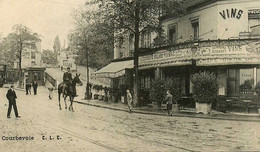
left=1, top=0, right=260, bottom=151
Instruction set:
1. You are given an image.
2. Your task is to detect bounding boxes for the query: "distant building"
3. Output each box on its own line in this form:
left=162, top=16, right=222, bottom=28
left=12, top=40, right=45, bottom=86
left=13, top=41, right=43, bottom=69
left=57, top=47, right=77, bottom=71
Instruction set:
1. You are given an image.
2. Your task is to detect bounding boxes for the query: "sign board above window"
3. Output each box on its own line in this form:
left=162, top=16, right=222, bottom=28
left=139, top=40, right=260, bottom=68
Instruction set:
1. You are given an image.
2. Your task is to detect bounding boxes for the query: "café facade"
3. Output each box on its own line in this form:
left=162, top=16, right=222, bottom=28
left=138, top=0, right=260, bottom=109
left=94, top=0, right=260, bottom=110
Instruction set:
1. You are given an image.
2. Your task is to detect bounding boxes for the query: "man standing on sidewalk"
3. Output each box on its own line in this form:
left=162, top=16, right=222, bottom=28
left=126, top=89, right=133, bottom=113
left=6, top=84, right=21, bottom=118
left=164, top=90, right=173, bottom=116
left=25, top=77, right=31, bottom=95
left=32, top=80, right=38, bottom=95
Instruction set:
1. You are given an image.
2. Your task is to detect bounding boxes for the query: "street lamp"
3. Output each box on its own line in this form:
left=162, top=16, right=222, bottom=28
left=84, top=38, right=91, bottom=100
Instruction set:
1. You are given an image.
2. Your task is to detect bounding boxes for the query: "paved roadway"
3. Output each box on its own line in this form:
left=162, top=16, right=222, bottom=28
left=0, top=87, right=260, bottom=151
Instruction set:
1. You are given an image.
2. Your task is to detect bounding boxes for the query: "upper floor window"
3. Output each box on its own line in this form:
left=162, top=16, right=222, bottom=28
left=31, top=52, right=36, bottom=59
left=168, top=24, right=177, bottom=44
left=191, top=19, right=199, bottom=40
left=248, top=9, right=260, bottom=31
left=31, top=61, right=36, bottom=66
left=118, top=37, right=124, bottom=49
left=141, top=32, right=151, bottom=48
left=129, top=34, right=134, bottom=51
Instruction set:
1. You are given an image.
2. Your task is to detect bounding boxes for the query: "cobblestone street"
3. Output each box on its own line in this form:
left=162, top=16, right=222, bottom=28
left=0, top=87, right=259, bottom=151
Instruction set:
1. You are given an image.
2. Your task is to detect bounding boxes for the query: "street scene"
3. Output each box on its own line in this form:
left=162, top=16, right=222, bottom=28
left=1, top=0, right=260, bottom=151
left=1, top=85, right=260, bottom=151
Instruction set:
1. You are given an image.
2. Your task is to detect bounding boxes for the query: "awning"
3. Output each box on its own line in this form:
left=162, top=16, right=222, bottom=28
left=94, top=60, right=133, bottom=78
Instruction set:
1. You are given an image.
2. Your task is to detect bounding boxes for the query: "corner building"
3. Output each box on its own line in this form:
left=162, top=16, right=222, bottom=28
left=139, top=0, right=260, bottom=109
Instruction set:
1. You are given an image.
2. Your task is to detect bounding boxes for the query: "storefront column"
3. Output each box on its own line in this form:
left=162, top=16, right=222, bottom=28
left=254, top=67, right=257, bottom=86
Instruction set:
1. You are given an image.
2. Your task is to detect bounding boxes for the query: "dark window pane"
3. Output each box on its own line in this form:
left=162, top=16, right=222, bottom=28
left=228, top=69, right=236, bottom=78
left=228, top=81, right=236, bottom=95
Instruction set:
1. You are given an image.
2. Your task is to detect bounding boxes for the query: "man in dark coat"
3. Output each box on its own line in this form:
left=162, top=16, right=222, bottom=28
left=32, top=80, right=38, bottom=95
left=62, top=67, right=73, bottom=94
left=25, top=77, right=31, bottom=95
left=6, top=84, right=20, bottom=118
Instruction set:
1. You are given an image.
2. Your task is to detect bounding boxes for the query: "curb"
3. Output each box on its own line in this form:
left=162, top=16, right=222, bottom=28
left=74, top=100, right=260, bottom=122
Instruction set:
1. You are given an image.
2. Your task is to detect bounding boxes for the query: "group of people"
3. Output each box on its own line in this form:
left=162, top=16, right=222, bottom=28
left=5, top=66, right=174, bottom=118
left=6, top=67, right=72, bottom=119
left=25, top=78, right=38, bottom=95
left=126, top=89, right=175, bottom=116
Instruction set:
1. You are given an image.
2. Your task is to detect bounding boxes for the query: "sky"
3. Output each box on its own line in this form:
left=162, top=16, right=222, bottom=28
left=0, top=0, right=89, bottom=50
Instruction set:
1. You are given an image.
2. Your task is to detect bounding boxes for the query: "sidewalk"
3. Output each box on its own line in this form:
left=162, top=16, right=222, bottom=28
left=5, top=83, right=260, bottom=122
left=75, top=98, right=260, bottom=122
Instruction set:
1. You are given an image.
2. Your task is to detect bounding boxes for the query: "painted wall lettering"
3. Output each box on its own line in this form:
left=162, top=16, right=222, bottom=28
left=219, top=8, right=243, bottom=19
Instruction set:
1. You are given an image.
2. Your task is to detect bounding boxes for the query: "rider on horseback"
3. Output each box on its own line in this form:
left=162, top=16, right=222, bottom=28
left=63, top=67, right=73, bottom=95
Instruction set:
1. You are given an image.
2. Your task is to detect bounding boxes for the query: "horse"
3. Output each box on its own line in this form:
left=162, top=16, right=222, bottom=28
left=58, top=73, right=83, bottom=112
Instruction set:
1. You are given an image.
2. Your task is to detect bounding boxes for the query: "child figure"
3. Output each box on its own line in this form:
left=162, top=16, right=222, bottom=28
left=126, top=89, right=133, bottom=113
left=48, top=84, right=54, bottom=100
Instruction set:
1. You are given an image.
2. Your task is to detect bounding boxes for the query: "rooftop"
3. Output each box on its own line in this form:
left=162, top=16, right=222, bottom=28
left=185, top=0, right=217, bottom=10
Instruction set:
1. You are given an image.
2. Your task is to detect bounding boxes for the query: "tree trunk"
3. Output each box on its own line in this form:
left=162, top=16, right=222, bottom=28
left=18, top=47, right=23, bottom=88
left=133, top=0, right=140, bottom=107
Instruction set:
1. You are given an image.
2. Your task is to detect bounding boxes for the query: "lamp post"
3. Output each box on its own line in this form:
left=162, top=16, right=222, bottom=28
left=84, top=38, right=90, bottom=100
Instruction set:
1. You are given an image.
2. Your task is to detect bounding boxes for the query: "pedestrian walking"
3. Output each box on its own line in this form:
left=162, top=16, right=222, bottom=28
left=126, top=89, right=133, bottom=113
left=48, top=86, right=54, bottom=100
left=25, top=77, right=31, bottom=95
left=164, top=90, right=173, bottom=116
left=32, top=80, right=38, bottom=95
left=6, top=84, right=21, bottom=118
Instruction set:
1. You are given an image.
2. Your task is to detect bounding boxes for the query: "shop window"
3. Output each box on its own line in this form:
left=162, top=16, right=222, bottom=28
left=34, top=72, right=41, bottom=81
left=240, top=69, right=254, bottom=94
left=191, top=19, right=199, bottom=40
left=141, top=76, right=151, bottom=89
left=37, top=73, right=41, bottom=81
left=227, top=68, right=254, bottom=96
left=168, top=24, right=177, bottom=44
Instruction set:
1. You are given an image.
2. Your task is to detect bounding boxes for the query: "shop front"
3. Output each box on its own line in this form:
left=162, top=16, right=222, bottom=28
left=93, top=59, right=134, bottom=102
left=139, top=38, right=260, bottom=111
left=25, top=67, right=46, bottom=86
left=94, top=59, right=133, bottom=89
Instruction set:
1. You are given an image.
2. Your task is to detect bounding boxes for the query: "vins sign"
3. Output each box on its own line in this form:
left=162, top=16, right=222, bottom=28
left=219, top=8, right=243, bottom=19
